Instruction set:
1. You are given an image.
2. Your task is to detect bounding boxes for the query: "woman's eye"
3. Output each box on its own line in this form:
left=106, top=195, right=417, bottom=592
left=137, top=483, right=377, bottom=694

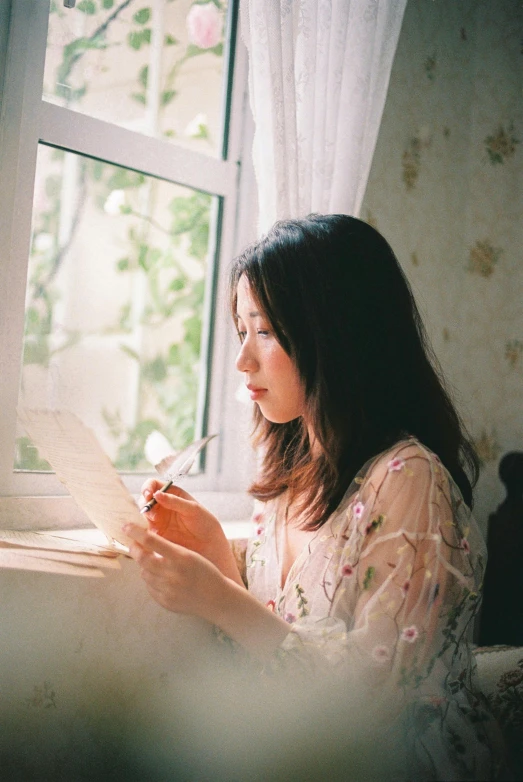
left=257, top=329, right=270, bottom=337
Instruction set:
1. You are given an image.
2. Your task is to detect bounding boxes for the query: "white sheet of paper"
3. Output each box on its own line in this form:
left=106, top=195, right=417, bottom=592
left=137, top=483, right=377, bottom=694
left=0, top=548, right=105, bottom=577
left=0, top=529, right=119, bottom=556
left=17, top=409, right=148, bottom=547
left=0, top=544, right=121, bottom=570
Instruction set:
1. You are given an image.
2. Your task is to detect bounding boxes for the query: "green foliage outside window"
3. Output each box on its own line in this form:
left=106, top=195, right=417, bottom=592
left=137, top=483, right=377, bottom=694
left=16, top=0, right=226, bottom=471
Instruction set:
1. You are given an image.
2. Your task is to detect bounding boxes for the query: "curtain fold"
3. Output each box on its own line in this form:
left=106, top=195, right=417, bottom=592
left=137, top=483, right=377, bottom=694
left=241, top=0, right=407, bottom=232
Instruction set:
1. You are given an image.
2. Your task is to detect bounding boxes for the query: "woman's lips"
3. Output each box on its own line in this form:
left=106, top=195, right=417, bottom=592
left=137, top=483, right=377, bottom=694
left=247, top=385, right=267, bottom=401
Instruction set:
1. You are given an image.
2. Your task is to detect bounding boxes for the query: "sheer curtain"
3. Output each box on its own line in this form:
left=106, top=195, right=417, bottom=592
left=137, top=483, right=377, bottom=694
left=240, top=0, right=407, bottom=232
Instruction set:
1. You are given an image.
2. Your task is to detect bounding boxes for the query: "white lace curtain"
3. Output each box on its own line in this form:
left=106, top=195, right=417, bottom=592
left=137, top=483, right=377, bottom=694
left=240, top=0, right=407, bottom=232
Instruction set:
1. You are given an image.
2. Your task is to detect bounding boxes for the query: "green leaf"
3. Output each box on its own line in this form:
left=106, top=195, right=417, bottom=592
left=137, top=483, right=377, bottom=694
left=119, top=344, right=140, bottom=361
left=138, top=244, right=149, bottom=271
left=186, top=43, right=206, bottom=58
left=169, top=278, right=185, bottom=292
left=209, top=42, right=223, bottom=56
left=77, top=0, right=96, bottom=14
left=23, top=338, right=50, bottom=367
left=117, top=258, right=130, bottom=271
left=90, top=160, right=104, bottom=181
left=14, top=437, right=52, bottom=471
left=102, top=0, right=114, bottom=8
left=143, top=356, right=167, bottom=383
left=127, top=29, right=151, bottom=50
left=131, top=92, right=146, bottom=104
left=183, top=314, right=202, bottom=354
left=363, top=566, right=375, bottom=590
left=68, top=84, right=87, bottom=103
left=148, top=248, right=162, bottom=266
left=164, top=34, right=178, bottom=46
left=107, top=169, right=145, bottom=190
left=167, top=344, right=180, bottom=365
left=133, top=7, right=151, bottom=24
left=138, top=64, right=149, bottom=89
left=161, top=89, right=177, bottom=106
left=128, top=31, right=142, bottom=50
left=113, top=419, right=160, bottom=470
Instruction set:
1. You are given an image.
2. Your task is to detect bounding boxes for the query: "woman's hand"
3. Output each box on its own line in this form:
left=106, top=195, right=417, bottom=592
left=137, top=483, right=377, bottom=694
left=124, top=524, right=227, bottom=621
left=124, top=523, right=291, bottom=660
left=140, top=481, right=244, bottom=586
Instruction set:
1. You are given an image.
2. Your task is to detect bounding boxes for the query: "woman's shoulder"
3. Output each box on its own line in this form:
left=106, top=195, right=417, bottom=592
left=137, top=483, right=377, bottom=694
left=360, top=437, right=443, bottom=487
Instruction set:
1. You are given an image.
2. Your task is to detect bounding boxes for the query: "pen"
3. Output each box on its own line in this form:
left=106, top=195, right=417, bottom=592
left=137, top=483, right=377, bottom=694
left=140, top=479, right=173, bottom=514
left=139, top=433, right=218, bottom=515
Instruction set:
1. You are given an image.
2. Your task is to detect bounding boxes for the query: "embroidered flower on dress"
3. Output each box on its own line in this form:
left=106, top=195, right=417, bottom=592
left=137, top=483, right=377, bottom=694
left=372, top=645, right=392, bottom=663
left=401, top=625, right=419, bottom=643
left=342, top=564, right=354, bottom=577
left=387, top=457, right=406, bottom=472
left=460, top=538, right=470, bottom=554
left=353, top=501, right=365, bottom=520
left=284, top=612, right=296, bottom=624
left=365, top=514, right=385, bottom=535
left=266, top=600, right=276, bottom=612
left=256, top=525, right=265, bottom=536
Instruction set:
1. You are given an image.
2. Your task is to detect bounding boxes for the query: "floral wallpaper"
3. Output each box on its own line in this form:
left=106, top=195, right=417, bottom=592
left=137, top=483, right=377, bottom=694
left=362, top=0, right=523, bottom=532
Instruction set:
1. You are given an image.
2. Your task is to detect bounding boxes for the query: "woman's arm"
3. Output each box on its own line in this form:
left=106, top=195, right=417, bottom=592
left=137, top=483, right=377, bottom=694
left=124, top=524, right=291, bottom=661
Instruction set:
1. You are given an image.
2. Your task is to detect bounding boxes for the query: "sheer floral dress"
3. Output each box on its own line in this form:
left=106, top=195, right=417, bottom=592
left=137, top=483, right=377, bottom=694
left=246, top=439, right=504, bottom=781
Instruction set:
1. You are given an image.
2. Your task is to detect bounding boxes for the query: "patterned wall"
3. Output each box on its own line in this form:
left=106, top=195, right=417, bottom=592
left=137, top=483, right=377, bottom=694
left=362, top=0, right=523, bottom=532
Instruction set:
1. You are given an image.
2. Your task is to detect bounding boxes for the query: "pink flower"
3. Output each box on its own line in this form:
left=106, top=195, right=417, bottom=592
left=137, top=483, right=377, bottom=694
left=460, top=538, right=470, bottom=554
left=186, top=3, right=222, bottom=49
left=284, top=612, right=296, bottom=624
left=266, top=599, right=276, bottom=612
left=353, top=501, right=365, bottom=520
left=387, top=457, right=405, bottom=472
left=342, top=563, right=354, bottom=577
left=256, top=525, right=264, bottom=536
left=372, top=645, right=391, bottom=663
left=401, top=625, right=419, bottom=643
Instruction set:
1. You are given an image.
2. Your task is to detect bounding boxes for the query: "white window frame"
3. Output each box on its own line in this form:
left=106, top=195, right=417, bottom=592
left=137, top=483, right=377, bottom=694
left=0, top=0, right=257, bottom=529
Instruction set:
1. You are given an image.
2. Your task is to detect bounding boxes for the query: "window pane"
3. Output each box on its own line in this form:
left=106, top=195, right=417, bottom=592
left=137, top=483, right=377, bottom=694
left=16, top=144, right=216, bottom=472
left=44, top=0, right=229, bottom=157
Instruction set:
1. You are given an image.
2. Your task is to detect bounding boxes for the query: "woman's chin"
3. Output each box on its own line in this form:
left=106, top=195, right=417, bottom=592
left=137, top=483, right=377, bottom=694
left=258, top=405, right=303, bottom=425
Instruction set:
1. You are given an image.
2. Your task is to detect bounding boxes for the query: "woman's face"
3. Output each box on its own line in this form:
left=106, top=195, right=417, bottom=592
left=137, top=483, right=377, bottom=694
left=235, top=275, right=306, bottom=424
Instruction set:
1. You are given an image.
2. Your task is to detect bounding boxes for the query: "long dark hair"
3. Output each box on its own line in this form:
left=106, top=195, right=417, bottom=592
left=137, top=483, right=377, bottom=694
left=230, top=214, right=479, bottom=528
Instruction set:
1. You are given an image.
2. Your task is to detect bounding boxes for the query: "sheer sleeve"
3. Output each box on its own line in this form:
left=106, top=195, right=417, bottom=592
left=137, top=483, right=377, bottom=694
left=257, top=442, right=501, bottom=777
left=277, top=442, right=484, bottom=697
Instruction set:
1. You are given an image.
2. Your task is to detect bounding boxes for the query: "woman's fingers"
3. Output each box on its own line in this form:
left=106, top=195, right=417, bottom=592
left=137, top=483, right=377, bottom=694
left=124, top=523, right=178, bottom=558
left=152, top=490, right=196, bottom=513
left=140, top=479, right=195, bottom=502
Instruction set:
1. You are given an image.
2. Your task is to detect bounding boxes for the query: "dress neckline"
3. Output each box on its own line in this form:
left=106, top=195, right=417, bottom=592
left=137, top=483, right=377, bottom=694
left=274, top=502, right=326, bottom=592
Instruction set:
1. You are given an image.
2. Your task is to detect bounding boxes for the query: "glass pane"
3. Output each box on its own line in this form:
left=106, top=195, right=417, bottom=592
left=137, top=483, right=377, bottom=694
left=16, top=144, right=215, bottom=472
left=44, top=0, right=229, bottom=157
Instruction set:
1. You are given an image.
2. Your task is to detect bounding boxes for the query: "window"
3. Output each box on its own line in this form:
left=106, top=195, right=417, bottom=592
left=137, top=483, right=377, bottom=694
left=0, top=0, right=256, bottom=528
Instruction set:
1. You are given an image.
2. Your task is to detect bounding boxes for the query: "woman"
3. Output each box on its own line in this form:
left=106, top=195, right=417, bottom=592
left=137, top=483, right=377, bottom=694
left=124, top=215, right=503, bottom=779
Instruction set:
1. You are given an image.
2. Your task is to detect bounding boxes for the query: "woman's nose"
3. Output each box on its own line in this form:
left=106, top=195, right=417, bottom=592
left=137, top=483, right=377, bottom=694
left=235, top=339, right=257, bottom=373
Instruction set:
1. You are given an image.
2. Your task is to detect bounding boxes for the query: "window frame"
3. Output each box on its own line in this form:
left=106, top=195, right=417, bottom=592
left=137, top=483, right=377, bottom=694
left=0, top=0, right=257, bottom=529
